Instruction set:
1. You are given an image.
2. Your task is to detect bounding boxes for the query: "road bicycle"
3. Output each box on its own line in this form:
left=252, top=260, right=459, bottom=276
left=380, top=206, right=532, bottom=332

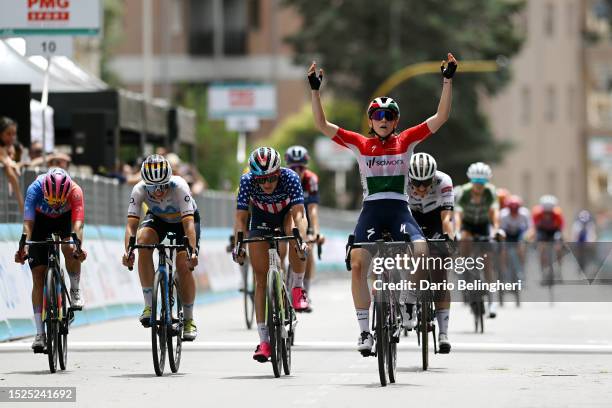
left=19, top=232, right=83, bottom=373
left=235, top=228, right=303, bottom=378
left=127, top=232, right=193, bottom=376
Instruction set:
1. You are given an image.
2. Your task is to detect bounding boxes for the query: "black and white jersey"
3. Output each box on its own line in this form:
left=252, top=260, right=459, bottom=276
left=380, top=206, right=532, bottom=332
left=409, top=171, right=454, bottom=237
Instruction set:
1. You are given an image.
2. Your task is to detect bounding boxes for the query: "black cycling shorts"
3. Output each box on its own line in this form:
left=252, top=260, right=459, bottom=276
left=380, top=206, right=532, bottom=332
left=248, top=205, right=291, bottom=238
left=461, top=221, right=490, bottom=238
left=139, top=210, right=201, bottom=252
left=28, top=211, right=72, bottom=268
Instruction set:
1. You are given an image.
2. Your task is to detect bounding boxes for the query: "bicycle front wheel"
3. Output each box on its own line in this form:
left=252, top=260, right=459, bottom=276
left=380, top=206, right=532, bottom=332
left=387, top=297, right=398, bottom=383
left=267, top=269, right=282, bottom=378
left=58, top=277, right=68, bottom=371
left=375, top=295, right=388, bottom=386
left=167, top=277, right=182, bottom=373
left=151, top=271, right=168, bottom=376
left=420, top=300, right=430, bottom=371
left=45, top=268, right=58, bottom=373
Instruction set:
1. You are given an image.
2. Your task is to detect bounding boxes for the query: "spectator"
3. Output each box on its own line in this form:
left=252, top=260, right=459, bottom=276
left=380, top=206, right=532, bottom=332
left=27, top=141, right=45, bottom=168
left=46, top=151, right=71, bottom=170
left=0, top=116, right=24, bottom=212
left=165, top=152, right=207, bottom=194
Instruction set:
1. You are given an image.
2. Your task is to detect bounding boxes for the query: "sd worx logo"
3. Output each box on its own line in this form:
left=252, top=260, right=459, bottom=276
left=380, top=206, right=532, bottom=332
left=366, top=158, right=404, bottom=168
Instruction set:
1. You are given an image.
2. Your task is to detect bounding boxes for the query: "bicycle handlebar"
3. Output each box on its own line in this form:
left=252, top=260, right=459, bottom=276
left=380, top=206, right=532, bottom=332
left=236, top=228, right=306, bottom=264
left=126, top=236, right=193, bottom=271
left=20, top=232, right=82, bottom=256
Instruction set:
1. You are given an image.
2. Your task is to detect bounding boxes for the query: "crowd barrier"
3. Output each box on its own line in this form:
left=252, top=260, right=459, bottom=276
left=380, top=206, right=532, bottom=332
left=1, top=167, right=355, bottom=341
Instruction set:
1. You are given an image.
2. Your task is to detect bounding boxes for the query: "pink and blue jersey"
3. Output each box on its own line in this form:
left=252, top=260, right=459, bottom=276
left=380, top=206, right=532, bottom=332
left=237, top=168, right=304, bottom=214
left=24, top=174, right=85, bottom=222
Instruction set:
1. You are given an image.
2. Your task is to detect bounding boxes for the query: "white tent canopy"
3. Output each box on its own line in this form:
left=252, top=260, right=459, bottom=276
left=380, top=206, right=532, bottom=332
left=0, top=39, right=107, bottom=92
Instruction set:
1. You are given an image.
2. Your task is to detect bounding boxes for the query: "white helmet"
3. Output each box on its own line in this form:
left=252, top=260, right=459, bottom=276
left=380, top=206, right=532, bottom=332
left=466, top=162, right=492, bottom=182
left=409, top=153, right=437, bottom=181
left=539, top=195, right=558, bottom=211
left=141, top=154, right=172, bottom=185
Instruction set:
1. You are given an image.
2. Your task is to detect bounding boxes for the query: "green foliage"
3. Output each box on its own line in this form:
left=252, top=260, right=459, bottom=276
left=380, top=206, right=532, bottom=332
left=177, top=86, right=242, bottom=190
left=284, top=0, right=525, bottom=188
left=100, top=0, right=123, bottom=86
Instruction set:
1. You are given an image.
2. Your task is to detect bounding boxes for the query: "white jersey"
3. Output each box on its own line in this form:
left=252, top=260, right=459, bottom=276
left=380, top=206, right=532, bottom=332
left=409, top=171, right=454, bottom=214
left=128, top=175, right=197, bottom=223
left=500, top=207, right=530, bottom=236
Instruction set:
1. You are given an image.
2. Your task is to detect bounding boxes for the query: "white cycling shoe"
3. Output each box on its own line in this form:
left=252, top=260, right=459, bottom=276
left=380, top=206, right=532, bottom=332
left=438, top=333, right=451, bottom=354
left=400, top=303, right=417, bottom=330
left=357, top=331, right=374, bottom=354
left=70, top=288, right=84, bottom=310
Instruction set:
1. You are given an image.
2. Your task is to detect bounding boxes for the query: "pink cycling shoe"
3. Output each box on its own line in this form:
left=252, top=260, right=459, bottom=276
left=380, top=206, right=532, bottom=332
left=292, top=287, right=310, bottom=312
left=253, top=342, right=271, bottom=362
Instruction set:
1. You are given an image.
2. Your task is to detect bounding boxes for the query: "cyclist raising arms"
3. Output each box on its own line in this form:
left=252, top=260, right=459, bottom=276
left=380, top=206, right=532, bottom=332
left=14, top=168, right=87, bottom=351
left=121, top=154, right=200, bottom=341
left=455, top=162, right=504, bottom=318
left=285, top=145, right=325, bottom=309
left=232, top=147, right=309, bottom=362
left=407, top=153, right=455, bottom=353
left=308, top=53, right=457, bottom=353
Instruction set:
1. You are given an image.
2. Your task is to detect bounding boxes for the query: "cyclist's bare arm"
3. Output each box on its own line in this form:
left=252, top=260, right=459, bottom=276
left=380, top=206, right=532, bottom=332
left=454, top=210, right=463, bottom=234
left=441, top=209, right=454, bottom=237
left=290, top=204, right=309, bottom=240
left=489, top=207, right=500, bottom=230
left=307, top=203, right=320, bottom=237
left=22, top=220, right=34, bottom=240
left=309, top=62, right=339, bottom=138
left=72, top=220, right=84, bottom=242
left=181, top=215, right=198, bottom=251
left=233, top=209, right=249, bottom=247
left=124, top=217, right=139, bottom=252
left=425, top=53, right=456, bottom=133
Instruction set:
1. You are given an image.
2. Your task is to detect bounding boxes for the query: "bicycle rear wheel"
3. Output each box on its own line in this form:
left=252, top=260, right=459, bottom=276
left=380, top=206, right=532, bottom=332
left=45, top=269, right=58, bottom=373
left=375, top=295, right=388, bottom=386
left=267, top=269, right=282, bottom=378
left=58, top=277, right=68, bottom=371
left=167, top=277, right=182, bottom=373
left=242, top=261, right=255, bottom=330
left=151, top=271, right=167, bottom=376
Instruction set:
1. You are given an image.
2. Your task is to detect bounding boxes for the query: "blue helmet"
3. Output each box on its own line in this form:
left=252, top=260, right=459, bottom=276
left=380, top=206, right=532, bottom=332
left=249, top=147, right=281, bottom=176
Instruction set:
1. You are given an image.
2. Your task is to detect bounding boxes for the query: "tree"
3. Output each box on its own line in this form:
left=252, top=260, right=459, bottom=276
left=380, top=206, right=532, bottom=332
left=284, top=0, right=525, bottom=185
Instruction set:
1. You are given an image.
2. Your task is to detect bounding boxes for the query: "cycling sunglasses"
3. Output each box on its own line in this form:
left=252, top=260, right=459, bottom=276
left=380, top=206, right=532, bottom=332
left=370, top=109, right=397, bottom=121
left=411, top=178, right=433, bottom=188
left=146, top=183, right=170, bottom=194
left=255, top=174, right=279, bottom=184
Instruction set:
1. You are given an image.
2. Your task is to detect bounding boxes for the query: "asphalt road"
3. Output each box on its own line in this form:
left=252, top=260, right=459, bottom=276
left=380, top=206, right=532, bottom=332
left=1, top=278, right=611, bottom=408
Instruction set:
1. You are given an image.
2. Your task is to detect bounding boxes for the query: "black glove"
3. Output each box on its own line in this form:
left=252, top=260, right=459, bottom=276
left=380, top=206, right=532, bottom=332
left=441, top=60, right=457, bottom=79
left=308, top=70, right=323, bottom=90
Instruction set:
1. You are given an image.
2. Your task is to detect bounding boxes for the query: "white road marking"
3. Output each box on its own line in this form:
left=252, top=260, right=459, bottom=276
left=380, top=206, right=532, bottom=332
left=1, top=341, right=612, bottom=353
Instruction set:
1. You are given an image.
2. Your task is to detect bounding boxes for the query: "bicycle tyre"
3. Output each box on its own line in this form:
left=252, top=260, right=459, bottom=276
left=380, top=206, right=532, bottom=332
left=45, top=269, right=58, bottom=373
left=58, top=276, right=68, bottom=371
left=267, top=269, right=282, bottom=378
left=167, top=277, right=182, bottom=373
left=375, top=295, right=388, bottom=386
left=479, top=301, right=485, bottom=333
left=281, top=287, right=292, bottom=375
left=243, top=261, right=255, bottom=330
left=420, top=300, right=429, bottom=371
left=387, top=297, right=398, bottom=383
left=151, top=271, right=167, bottom=376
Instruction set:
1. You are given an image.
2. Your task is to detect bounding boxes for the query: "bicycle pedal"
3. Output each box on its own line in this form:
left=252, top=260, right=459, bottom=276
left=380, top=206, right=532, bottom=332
left=32, top=346, right=45, bottom=354
left=360, top=350, right=373, bottom=357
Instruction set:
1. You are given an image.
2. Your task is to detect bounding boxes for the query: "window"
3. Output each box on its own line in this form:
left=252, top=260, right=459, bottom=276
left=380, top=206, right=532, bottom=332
left=223, top=0, right=247, bottom=55
left=521, top=86, right=531, bottom=124
left=545, top=3, right=555, bottom=37
left=188, top=0, right=214, bottom=55
left=546, top=85, right=556, bottom=122
left=248, top=0, right=261, bottom=30
left=188, top=0, right=247, bottom=56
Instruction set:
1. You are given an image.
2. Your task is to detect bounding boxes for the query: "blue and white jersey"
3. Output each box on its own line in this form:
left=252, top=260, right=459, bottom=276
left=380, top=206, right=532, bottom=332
left=237, top=168, right=304, bottom=214
left=127, top=176, right=197, bottom=223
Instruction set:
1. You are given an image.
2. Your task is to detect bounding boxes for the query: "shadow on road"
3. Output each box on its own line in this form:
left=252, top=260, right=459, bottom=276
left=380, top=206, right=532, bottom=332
left=111, top=373, right=187, bottom=379
left=397, top=366, right=448, bottom=373
left=221, top=375, right=281, bottom=380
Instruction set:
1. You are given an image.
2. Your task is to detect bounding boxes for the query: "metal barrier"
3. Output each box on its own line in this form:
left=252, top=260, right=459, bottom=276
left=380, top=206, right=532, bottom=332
left=0, top=166, right=358, bottom=230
